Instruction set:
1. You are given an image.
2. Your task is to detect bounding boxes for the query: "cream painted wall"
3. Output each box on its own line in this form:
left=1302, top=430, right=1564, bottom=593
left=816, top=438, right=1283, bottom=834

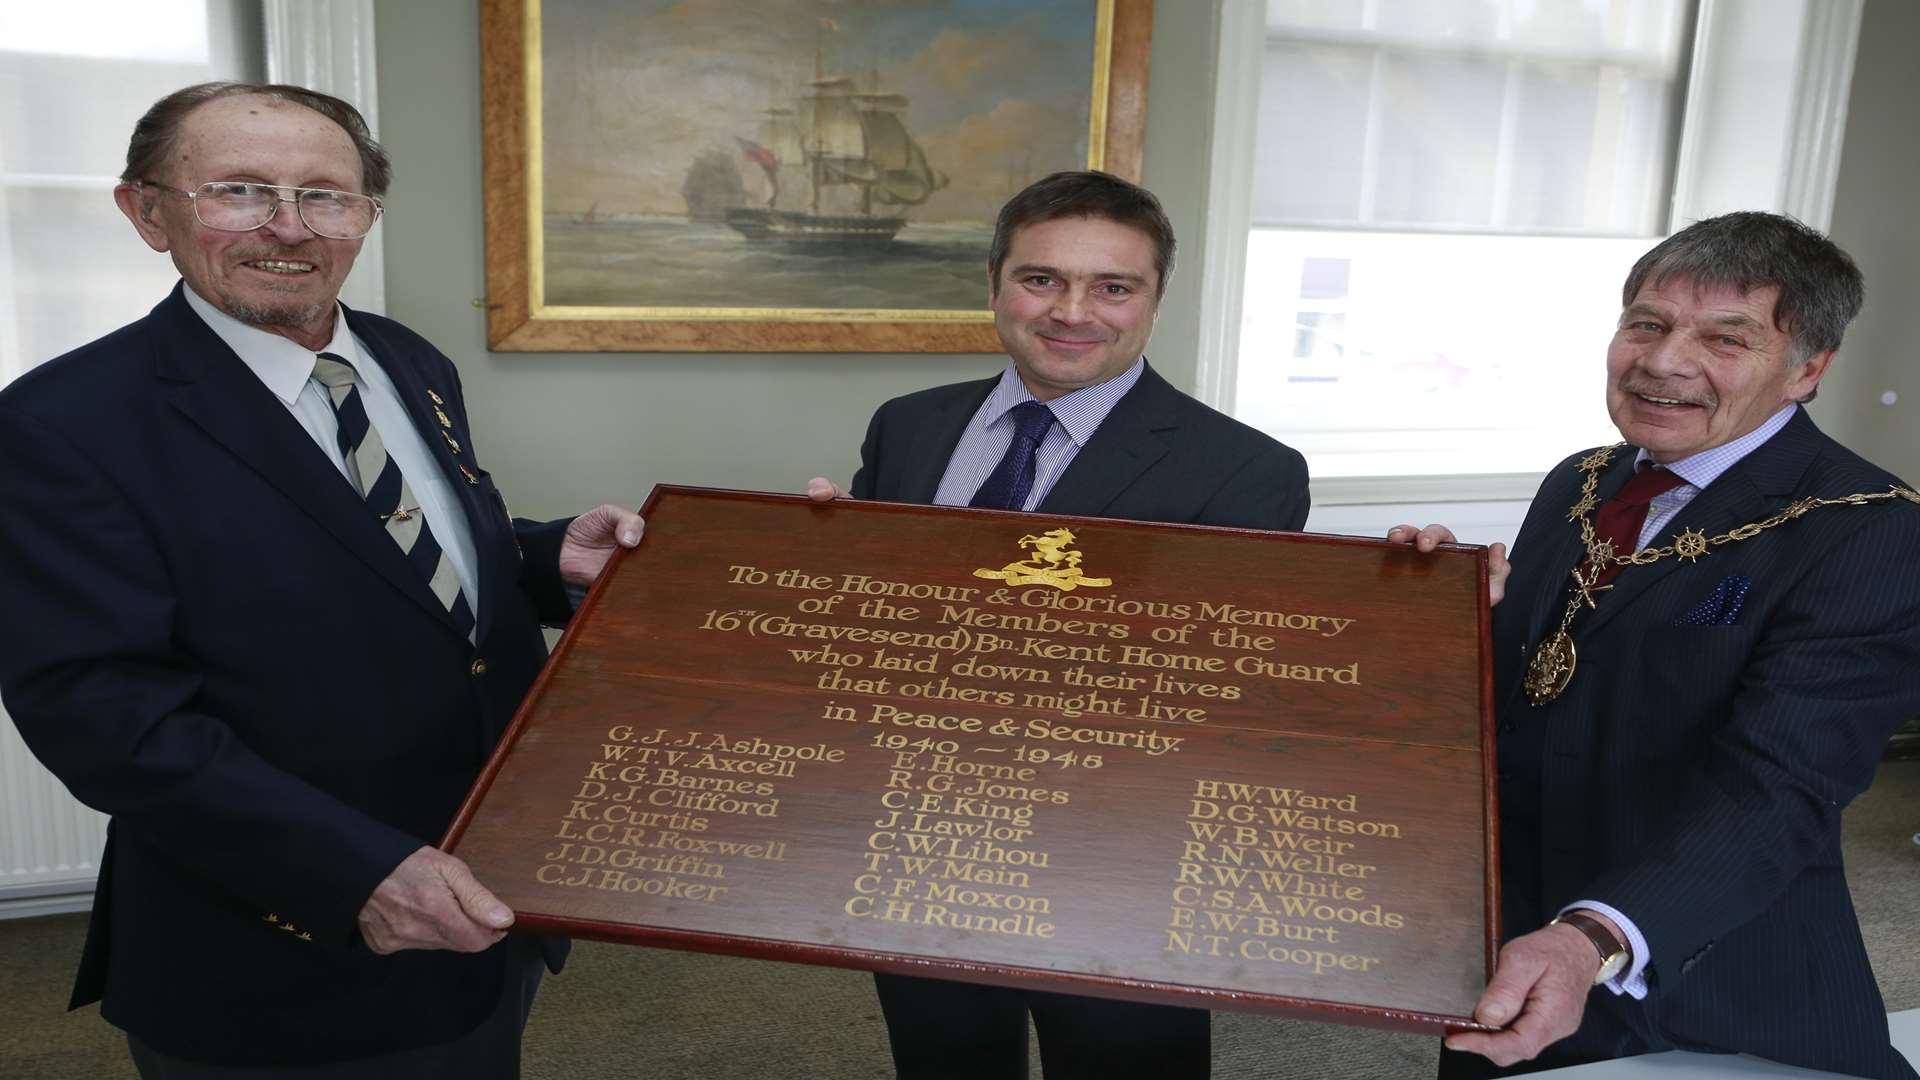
left=1820, top=0, right=1920, bottom=482
left=372, top=1, right=1224, bottom=521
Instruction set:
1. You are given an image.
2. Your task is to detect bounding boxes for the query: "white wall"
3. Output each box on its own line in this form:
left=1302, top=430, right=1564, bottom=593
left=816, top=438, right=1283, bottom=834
left=1819, top=0, right=1920, bottom=483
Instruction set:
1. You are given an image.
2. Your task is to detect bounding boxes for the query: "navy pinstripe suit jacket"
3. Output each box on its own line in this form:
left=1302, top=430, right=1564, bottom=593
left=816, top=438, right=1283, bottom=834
left=1492, top=408, right=1919, bottom=1078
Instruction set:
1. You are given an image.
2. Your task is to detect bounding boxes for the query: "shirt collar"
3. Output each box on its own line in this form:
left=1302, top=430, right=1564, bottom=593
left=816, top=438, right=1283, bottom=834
left=1633, top=403, right=1798, bottom=490
left=980, top=357, right=1146, bottom=447
left=181, top=282, right=355, bottom=406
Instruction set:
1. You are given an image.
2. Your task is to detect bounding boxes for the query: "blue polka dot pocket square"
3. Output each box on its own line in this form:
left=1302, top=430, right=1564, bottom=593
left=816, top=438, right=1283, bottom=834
left=1674, top=574, right=1751, bottom=627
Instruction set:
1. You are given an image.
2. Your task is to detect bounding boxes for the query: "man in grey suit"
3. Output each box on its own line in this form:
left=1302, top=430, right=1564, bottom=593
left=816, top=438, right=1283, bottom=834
left=1399, top=212, right=1919, bottom=1079
left=810, top=171, right=1307, bottom=1078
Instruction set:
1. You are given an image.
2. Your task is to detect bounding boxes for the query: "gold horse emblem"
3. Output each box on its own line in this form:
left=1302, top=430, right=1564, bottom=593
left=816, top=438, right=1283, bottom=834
left=973, top=528, right=1113, bottom=591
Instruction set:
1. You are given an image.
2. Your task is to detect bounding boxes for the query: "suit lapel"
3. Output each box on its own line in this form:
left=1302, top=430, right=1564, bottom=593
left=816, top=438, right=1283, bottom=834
left=153, top=291, right=459, bottom=631
left=347, top=310, right=502, bottom=641
left=1521, top=456, right=1621, bottom=647
left=901, top=379, right=995, bottom=504
left=1035, top=364, right=1173, bottom=516
left=1580, top=412, right=1817, bottom=638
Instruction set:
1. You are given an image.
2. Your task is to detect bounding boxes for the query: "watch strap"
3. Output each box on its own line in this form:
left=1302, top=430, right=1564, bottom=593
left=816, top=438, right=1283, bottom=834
left=1552, top=910, right=1630, bottom=984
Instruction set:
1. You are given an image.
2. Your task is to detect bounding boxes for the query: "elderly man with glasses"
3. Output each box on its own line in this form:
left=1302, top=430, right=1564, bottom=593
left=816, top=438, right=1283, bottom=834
left=0, top=82, right=641, bottom=1078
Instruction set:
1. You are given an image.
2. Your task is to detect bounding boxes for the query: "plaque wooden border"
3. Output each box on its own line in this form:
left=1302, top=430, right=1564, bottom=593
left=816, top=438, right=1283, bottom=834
left=445, top=487, right=1500, bottom=1035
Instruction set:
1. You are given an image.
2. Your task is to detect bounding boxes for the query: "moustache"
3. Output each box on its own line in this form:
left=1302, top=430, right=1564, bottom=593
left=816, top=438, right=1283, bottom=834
left=1620, top=380, right=1714, bottom=408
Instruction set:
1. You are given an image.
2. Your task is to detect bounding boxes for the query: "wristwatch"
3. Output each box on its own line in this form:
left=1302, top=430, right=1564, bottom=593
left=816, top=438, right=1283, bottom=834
left=1551, top=911, right=1630, bottom=984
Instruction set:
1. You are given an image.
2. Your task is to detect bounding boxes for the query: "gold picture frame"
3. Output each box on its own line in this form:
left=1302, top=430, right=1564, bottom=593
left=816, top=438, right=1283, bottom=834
left=479, top=0, right=1153, bottom=353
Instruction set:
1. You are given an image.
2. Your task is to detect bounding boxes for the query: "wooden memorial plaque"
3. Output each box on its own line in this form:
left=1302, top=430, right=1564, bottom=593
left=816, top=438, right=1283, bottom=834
left=445, top=488, right=1497, bottom=1033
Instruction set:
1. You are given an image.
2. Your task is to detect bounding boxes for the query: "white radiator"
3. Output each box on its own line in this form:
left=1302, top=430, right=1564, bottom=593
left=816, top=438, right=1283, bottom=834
left=0, top=704, right=105, bottom=916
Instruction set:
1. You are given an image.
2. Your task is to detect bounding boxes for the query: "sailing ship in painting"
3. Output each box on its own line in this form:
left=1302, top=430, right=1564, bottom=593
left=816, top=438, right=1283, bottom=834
left=726, top=53, right=948, bottom=244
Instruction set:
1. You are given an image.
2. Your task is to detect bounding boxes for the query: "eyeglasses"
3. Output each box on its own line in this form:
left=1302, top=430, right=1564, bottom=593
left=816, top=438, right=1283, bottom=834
left=141, top=180, right=384, bottom=240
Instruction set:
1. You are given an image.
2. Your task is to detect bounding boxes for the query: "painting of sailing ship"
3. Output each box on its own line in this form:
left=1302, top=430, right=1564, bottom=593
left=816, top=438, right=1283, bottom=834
left=725, top=68, right=948, bottom=244
left=535, top=1, right=1106, bottom=313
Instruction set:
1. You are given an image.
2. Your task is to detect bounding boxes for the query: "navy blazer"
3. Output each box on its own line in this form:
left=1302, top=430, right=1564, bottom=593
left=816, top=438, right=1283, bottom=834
left=850, top=362, right=1310, bottom=531
left=1492, top=408, right=1920, bottom=1078
left=0, top=285, right=572, bottom=1066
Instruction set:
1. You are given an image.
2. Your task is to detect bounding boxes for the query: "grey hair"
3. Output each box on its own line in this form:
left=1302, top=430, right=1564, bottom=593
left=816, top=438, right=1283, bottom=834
left=1622, top=211, right=1863, bottom=370
left=122, top=81, right=392, bottom=197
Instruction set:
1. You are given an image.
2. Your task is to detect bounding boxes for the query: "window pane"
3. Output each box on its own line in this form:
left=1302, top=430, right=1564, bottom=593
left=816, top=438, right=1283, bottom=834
left=1369, top=52, right=1506, bottom=229
left=1251, top=43, right=1371, bottom=225
left=0, top=1, right=211, bottom=63
left=1236, top=229, right=1637, bottom=477
left=0, top=2, right=259, bottom=387
left=1364, top=0, right=1502, bottom=43
left=1255, top=0, right=1692, bottom=235
left=1504, top=60, right=1603, bottom=231
left=1236, top=0, right=1698, bottom=481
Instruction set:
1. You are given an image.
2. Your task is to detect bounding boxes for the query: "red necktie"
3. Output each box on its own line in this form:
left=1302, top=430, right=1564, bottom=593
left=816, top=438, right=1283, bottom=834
left=1584, top=464, right=1687, bottom=587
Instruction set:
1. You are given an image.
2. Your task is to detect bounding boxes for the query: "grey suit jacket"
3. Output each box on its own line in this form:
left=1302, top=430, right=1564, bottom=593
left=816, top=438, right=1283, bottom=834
left=850, top=361, right=1309, bottom=531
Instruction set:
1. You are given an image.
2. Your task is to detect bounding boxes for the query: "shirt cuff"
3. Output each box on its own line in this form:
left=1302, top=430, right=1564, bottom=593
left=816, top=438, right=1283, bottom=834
left=564, top=580, right=589, bottom=610
left=1561, top=899, right=1650, bottom=1000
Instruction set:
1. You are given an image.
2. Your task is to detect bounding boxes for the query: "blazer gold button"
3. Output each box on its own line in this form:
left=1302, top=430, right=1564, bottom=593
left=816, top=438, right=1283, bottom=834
left=470, top=658, right=488, bottom=676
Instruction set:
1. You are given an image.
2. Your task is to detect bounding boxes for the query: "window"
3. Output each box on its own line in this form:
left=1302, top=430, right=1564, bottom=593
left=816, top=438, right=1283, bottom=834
left=0, top=0, right=266, bottom=911
left=0, top=0, right=263, bottom=389
left=1236, top=0, right=1694, bottom=478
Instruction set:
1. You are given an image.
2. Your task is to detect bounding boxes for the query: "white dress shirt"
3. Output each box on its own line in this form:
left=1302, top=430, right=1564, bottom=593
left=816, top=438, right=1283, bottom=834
left=182, top=285, right=480, bottom=616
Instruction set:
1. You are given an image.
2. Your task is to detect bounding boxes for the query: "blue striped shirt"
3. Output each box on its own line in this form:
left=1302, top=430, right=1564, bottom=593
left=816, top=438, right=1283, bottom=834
left=931, top=359, right=1146, bottom=510
left=1630, top=404, right=1798, bottom=550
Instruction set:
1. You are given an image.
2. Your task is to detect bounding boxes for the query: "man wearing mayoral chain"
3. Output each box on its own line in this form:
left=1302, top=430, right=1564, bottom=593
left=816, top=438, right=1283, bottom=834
left=0, top=82, right=643, bottom=1077
left=1397, top=211, right=1919, bottom=1078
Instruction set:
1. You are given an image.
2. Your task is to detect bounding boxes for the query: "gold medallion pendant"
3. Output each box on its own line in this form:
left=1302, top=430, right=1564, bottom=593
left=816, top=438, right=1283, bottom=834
left=1520, top=444, right=1915, bottom=707
left=1524, top=630, right=1577, bottom=705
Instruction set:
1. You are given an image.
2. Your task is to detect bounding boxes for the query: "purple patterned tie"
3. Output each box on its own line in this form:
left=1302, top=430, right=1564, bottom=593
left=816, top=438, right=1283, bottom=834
left=969, top=401, right=1057, bottom=511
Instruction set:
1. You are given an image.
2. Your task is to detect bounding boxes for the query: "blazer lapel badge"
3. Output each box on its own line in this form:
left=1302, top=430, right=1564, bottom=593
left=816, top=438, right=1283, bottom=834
left=424, top=387, right=479, bottom=484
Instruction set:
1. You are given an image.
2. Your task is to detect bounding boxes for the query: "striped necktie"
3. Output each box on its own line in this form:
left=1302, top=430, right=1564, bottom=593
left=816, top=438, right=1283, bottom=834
left=312, top=353, right=475, bottom=638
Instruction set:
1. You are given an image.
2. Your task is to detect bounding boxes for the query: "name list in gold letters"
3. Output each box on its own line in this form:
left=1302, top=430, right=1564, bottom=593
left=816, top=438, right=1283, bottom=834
left=444, top=488, right=1493, bottom=1033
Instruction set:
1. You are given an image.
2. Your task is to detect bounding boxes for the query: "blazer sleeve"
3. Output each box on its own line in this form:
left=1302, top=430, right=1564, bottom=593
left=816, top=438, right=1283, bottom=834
left=0, top=406, right=423, bottom=942
left=1581, top=502, right=1920, bottom=974
left=514, top=514, right=576, bottom=626
left=848, top=400, right=889, bottom=501
left=1196, top=440, right=1311, bottom=532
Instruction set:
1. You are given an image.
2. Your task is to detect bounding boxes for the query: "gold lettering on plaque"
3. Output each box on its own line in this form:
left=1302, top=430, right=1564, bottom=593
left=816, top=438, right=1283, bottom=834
left=973, top=529, right=1113, bottom=591
left=1165, top=777, right=1407, bottom=976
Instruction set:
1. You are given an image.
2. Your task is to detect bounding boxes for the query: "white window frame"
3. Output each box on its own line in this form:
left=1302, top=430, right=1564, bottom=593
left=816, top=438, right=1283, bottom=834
left=1194, top=0, right=1865, bottom=515
left=264, top=0, right=385, bottom=314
